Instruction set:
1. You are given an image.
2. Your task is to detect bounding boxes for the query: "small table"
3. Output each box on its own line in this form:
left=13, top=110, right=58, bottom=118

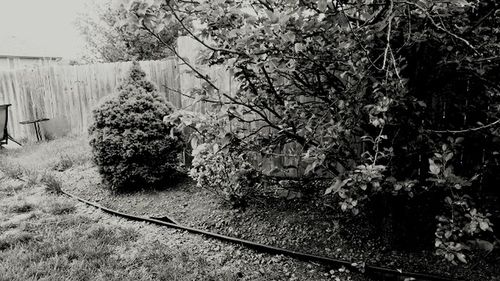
left=19, top=118, right=50, bottom=141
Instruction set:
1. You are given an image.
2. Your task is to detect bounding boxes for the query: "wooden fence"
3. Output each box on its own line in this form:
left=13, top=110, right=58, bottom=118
left=0, top=52, right=296, bottom=177
left=0, top=59, right=182, bottom=140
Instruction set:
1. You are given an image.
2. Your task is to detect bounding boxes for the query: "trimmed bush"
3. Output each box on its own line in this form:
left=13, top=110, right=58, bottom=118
left=89, top=62, right=181, bottom=191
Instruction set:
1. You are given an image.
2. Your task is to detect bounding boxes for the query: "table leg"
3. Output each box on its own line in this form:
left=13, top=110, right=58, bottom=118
left=33, top=122, right=41, bottom=141
left=37, top=122, right=42, bottom=141
left=32, top=123, right=37, bottom=141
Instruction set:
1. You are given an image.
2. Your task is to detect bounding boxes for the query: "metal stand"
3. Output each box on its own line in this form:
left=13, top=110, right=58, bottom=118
left=0, top=104, right=20, bottom=148
left=7, top=134, right=22, bottom=146
left=19, top=118, right=50, bottom=142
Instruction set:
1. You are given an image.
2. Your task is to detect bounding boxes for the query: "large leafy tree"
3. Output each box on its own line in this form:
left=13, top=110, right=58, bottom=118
left=117, top=0, right=500, bottom=261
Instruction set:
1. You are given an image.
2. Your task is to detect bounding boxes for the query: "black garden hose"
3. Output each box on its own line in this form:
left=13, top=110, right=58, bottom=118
left=59, top=188, right=461, bottom=281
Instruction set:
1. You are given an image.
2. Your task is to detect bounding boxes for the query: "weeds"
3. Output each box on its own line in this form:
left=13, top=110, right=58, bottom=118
left=0, top=230, right=34, bottom=250
left=43, top=199, right=76, bottom=215
left=0, top=160, right=24, bottom=181
left=24, top=169, right=40, bottom=188
left=0, top=179, right=26, bottom=194
left=40, top=173, right=63, bottom=195
left=8, top=201, right=34, bottom=214
left=52, top=154, right=80, bottom=172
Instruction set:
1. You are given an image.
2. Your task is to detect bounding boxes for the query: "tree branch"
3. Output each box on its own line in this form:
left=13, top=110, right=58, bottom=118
left=163, top=0, right=246, bottom=56
left=138, top=14, right=220, bottom=91
left=425, top=119, right=500, bottom=134
left=399, top=0, right=480, bottom=54
left=464, top=7, right=499, bottom=34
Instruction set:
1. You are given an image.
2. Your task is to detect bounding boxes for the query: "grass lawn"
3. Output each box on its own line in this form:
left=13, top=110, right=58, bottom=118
left=0, top=136, right=357, bottom=281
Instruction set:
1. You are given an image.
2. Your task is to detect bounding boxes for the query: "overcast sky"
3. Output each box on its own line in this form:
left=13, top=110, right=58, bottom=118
left=0, top=0, right=93, bottom=58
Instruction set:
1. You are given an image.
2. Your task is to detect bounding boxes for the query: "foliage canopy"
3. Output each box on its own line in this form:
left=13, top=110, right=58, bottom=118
left=117, top=0, right=499, bottom=261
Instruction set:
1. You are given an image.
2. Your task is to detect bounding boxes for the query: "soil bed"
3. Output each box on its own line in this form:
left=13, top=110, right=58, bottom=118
left=59, top=162, right=500, bottom=281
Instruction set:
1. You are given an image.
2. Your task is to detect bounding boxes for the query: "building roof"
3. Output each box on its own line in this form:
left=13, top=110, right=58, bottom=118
left=0, top=35, right=61, bottom=59
left=0, top=54, right=61, bottom=60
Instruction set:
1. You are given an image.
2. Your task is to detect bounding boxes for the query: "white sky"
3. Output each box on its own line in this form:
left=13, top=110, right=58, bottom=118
left=0, top=0, right=94, bottom=59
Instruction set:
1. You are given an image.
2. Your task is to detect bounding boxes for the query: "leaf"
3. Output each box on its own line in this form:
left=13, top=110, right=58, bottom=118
left=294, top=43, right=305, bottom=53
left=456, top=253, right=467, bottom=264
left=453, top=0, right=473, bottom=7
left=473, top=239, right=494, bottom=252
left=304, top=157, right=324, bottom=175
left=445, top=152, right=454, bottom=162
left=444, top=196, right=452, bottom=205
left=479, top=221, right=489, bottom=231
left=444, top=167, right=453, bottom=177
left=429, top=159, right=440, bottom=175
left=284, top=31, right=296, bottom=43
left=325, top=178, right=349, bottom=195
left=470, top=174, right=480, bottom=181
left=304, top=163, right=315, bottom=175
left=335, top=162, right=345, bottom=175
left=341, top=202, right=348, bottom=211
left=190, top=136, right=199, bottom=149
left=417, top=101, right=427, bottom=107
left=317, top=0, right=328, bottom=12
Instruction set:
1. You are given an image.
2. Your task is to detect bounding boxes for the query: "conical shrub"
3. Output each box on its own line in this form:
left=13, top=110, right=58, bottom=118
left=89, top=62, right=182, bottom=191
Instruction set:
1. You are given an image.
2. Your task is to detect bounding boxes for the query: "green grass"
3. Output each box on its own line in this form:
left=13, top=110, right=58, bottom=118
left=0, top=136, right=92, bottom=173
left=0, top=184, right=240, bottom=281
left=0, top=209, right=239, bottom=281
left=0, top=137, right=243, bottom=281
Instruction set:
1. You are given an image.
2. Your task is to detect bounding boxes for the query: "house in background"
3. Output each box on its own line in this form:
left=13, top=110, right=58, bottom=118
left=0, top=54, right=62, bottom=70
left=0, top=35, right=62, bottom=70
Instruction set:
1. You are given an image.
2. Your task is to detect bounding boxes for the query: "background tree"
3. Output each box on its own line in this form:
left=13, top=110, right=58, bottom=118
left=75, top=0, right=179, bottom=62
